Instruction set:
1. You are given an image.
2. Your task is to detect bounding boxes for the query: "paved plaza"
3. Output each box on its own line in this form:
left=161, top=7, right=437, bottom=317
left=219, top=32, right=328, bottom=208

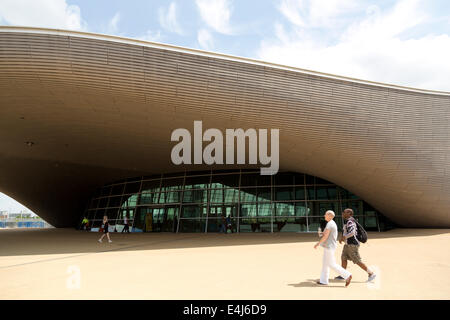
left=0, top=228, right=449, bottom=299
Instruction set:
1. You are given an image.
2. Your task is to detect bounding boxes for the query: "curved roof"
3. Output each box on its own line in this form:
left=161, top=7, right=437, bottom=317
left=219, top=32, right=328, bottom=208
left=2, top=26, right=449, bottom=96
left=0, top=26, right=449, bottom=227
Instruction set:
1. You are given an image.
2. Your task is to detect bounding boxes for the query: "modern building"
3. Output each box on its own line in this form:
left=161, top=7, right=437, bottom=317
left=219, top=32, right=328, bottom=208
left=0, top=26, right=449, bottom=231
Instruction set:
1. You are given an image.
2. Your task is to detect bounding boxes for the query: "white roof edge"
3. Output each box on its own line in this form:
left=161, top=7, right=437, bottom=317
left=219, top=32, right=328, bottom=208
left=1, top=25, right=449, bottom=96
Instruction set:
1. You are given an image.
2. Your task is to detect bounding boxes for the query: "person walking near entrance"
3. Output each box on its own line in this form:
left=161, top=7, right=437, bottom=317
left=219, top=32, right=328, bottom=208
left=225, top=214, right=233, bottom=233
left=98, top=216, right=112, bottom=243
left=335, top=208, right=376, bottom=282
left=220, top=215, right=226, bottom=233
left=314, top=210, right=352, bottom=287
left=122, top=214, right=130, bottom=233
left=81, top=216, right=89, bottom=231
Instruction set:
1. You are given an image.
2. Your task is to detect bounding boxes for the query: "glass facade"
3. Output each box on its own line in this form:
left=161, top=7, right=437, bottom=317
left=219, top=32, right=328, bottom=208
left=81, top=170, right=395, bottom=233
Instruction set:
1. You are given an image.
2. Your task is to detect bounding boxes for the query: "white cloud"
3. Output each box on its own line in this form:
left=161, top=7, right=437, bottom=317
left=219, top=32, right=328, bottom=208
left=137, top=30, right=163, bottom=43
left=278, top=0, right=305, bottom=27
left=278, top=0, right=358, bottom=28
left=258, top=0, right=450, bottom=91
left=196, top=0, right=233, bottom=35
left=0, top=0, right=86, bottom=30
left=158, top=2, right=183, bottom=35
left=107, top=12, right=120, bottom=34
left=198, top=28, right=214, bottom=50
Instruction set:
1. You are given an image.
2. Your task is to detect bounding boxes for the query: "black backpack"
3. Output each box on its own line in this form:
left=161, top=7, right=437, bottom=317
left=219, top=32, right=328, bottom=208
left=354, top=219, right=368, bottom=243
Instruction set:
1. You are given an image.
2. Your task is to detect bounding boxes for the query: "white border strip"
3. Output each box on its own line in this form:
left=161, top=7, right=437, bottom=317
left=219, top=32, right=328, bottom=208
left=1, top=26, right=449, bottom=96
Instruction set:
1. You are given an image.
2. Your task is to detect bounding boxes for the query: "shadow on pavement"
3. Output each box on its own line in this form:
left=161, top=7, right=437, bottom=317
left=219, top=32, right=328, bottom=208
left=0, top=227, right=448, bottom=256
left=288, top=279, right=367, bottom=288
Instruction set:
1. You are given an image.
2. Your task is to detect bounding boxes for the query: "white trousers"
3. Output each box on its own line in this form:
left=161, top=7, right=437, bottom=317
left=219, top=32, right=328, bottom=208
left=320, top=247, right=351, bottom=284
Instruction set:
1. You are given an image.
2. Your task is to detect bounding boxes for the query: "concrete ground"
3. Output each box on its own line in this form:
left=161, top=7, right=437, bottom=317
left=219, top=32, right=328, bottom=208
left=0, top=228, right=449, bottom=299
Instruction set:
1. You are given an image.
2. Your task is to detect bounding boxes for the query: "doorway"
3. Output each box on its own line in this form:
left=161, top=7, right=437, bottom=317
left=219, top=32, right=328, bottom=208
left=145, top=205, right=179, bottom=232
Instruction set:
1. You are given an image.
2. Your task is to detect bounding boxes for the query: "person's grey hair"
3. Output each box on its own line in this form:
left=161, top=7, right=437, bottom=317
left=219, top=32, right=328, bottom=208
left=325, top=210, right=335, bottom=218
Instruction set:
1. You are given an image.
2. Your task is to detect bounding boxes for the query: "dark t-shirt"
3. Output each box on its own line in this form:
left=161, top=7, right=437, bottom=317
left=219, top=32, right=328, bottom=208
left=343, top=218, right=359, bottom=245
left=103, top=222, right=109, bottom=233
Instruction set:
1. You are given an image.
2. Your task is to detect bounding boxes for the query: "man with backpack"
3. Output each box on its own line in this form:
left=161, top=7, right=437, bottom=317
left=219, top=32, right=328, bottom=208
left=335, top=208, right=376, bottom=282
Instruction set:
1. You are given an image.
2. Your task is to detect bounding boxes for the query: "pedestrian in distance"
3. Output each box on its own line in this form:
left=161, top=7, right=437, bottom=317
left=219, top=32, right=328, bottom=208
left=122, top=213, right=130, bottom=233
left=314, top=210, right=352, bottom=287
left=225, top=214, right=233, bottom=233
left=219, top=215, right=226, bottom=233
left=335, top=208, right=376, bottom=282
left=81, top=216, right=89, bottom=231
left=98, top=215, right=112, bottom=243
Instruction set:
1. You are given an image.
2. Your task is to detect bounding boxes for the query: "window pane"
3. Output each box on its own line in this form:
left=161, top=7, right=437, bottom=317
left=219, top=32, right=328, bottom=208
left=181, top=206, right=206, bottom=218
left=274, top=172, right=293, bottom=186
left=306, top=187, right=315, bottom=200
left=256, top=175, right=271, bottom=186
left=210, top=174, right=240, bottom=188
left=159, top=191, right=181, bottom=203
left=98, top=197, right=108, bottom=209
left=258, top=187, right=271, bottom=202
left=258, top=203, right=273, bottom=217
left=239, top=218, right=271, bottom=232
left=108, top=196, right=122, bottom=208
left=305, top=175, right=314, bottom=184
left=111, top=184, right=124, bottom=196
left=316, top=187, right=337, bottom=200
left=141, top=179, right=160, bottom=193
left=295, top=202, right=308, bottom=216
left=185, top=176, right=210, bottom=189
left=183, top=189, right=208, bottom=203
left=293, top=173, right=305, bottom=185
left=273, top=217, right=307, bottom=232
left=160, top=178, right=184, bottom=188
left=124, top=182, right=141, bottom=194
left=240, top=204, right=257, bottom=217
left=308, top=216, right=325, bottom=232
left=210, top=189, right=224, bottom=203
left=224, top=188, right=239, bottom=203
left=89, top=198, right=99, bottom=209
left=139, top=192, right=159, bottom=205
left=275, top=187, right=293, bottom=201
left=178, top=219, right=206, bottom=232
left=240, top=173, right=258, bottom=187
left=295, top=187, right=306, bottom=200
left=240, top=188, right=257, bottom=202
left=275, top=203, right=295, bottom=216
left=123, top=194, right=138, bottom=207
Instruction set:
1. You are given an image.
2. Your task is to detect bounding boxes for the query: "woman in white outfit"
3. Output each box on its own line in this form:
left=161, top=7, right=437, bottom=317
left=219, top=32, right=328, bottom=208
left=314, top=210, right=352, bottom=287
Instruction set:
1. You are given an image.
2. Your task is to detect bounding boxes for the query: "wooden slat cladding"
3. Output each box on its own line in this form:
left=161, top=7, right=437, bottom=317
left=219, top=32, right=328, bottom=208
left=0, top=28, right=449, bottom=227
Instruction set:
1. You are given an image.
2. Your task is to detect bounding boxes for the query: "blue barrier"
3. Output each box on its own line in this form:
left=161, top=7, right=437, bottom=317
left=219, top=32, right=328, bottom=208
left=2, top=221, right=46, bottom=228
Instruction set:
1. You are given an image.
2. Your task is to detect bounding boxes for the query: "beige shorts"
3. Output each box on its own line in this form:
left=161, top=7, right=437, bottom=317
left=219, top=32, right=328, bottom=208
left=341, top=244, right=362, bottom=264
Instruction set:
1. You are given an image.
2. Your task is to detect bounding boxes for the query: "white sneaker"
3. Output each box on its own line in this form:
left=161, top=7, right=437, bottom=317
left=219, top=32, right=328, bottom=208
left=368, top=273, right=376, bottom=282
left=108, top=240, right=112, bottom=243
left=98, top=239, right=102, bottom=243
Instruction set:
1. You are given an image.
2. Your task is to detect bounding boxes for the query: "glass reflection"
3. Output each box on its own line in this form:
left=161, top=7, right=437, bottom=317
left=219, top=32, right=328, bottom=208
left=83, top=170, right=392, bottom=233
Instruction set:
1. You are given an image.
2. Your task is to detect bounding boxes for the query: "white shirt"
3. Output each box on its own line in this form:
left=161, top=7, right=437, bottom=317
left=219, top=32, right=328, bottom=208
left=321, top=220, right=338, bottom=250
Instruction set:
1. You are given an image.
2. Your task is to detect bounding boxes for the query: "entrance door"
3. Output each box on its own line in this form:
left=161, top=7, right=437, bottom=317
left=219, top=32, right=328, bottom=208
left=161, top=206, right=179, bottom=232
left=143, top=205, right=179, bottom=232
left=207, top=204, right=237, bottom=232
left=152, top=207, right=164, bottom=232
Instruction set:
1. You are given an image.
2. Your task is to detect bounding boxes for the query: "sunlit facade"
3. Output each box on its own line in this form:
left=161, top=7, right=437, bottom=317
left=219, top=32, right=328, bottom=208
left=1, top=27, right=449, bottom=228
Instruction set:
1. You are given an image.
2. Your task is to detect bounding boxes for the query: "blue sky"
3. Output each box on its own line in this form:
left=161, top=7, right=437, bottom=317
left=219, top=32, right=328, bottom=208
left=0, top=0, right=450, bottom=214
